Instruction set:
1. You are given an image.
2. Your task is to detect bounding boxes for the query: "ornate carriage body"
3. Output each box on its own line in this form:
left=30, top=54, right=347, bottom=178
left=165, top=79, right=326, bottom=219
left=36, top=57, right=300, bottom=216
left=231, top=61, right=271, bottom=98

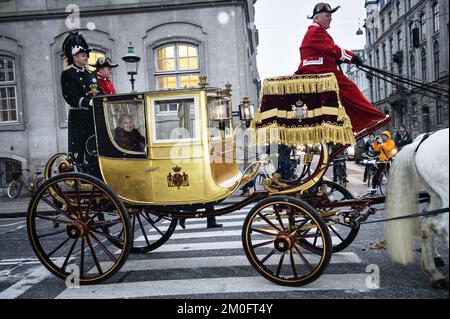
left=93, top=88, right=245, bottom=206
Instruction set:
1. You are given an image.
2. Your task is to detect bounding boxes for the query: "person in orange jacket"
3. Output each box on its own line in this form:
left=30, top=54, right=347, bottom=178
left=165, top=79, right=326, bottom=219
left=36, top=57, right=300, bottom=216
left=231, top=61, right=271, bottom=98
left=372, top=131, right=396, bottom=189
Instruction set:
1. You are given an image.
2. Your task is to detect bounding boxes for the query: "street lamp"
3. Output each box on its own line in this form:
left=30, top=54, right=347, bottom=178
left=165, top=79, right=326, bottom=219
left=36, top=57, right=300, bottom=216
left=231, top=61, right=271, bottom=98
left=122, top=42, right=141, bottom=92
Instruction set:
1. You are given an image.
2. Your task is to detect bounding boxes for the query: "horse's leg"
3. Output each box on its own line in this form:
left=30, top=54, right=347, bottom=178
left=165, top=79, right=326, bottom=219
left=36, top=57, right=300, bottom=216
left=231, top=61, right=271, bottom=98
left=419, top=217, right=447, bottom=289
left=433, top=246, right=445, bottom=267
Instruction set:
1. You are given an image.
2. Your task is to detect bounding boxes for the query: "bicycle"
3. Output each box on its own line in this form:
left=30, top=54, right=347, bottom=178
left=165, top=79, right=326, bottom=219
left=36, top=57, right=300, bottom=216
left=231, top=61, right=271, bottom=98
left=361, top=154, right=392, bottom=195
left=7, top=169, right=44, bottom=199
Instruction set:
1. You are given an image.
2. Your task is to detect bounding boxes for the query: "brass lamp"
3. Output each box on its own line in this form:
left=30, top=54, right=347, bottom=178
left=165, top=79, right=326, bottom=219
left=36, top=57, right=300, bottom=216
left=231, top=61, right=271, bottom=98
left=210, top=93, right=231, bottom=131
left=239, top=97, right=255, bottom=127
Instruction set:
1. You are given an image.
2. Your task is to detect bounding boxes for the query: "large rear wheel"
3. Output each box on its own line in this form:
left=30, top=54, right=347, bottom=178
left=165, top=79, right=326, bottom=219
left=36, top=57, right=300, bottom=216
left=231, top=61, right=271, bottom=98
left=27, top=173, right=132, bottom=284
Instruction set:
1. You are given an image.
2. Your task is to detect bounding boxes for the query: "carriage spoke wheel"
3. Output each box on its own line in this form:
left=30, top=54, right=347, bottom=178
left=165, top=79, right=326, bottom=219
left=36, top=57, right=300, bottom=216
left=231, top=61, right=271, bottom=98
left=100, top=207, right=178, bottom=254
left=242, top=196, right=332, bottom=286
left=305, top=181, right=360, bottom=253
left=27, top=173, right=132, bottom=284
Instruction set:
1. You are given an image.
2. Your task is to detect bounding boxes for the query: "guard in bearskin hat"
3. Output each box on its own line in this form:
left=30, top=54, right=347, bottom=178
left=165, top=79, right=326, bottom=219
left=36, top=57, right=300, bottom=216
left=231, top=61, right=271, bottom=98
left=295, top=3, right=386, bottom=132
left=60, top=31, right=102, bottom=175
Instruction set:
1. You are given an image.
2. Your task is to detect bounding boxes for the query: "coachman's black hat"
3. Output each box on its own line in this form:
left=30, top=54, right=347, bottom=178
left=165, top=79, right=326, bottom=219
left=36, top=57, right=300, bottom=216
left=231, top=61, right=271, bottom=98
left=307, top=3, right=341, bottom=19
left=90, top=56, right=119, bottom=69
left=62, top=31, right=91, bottom=65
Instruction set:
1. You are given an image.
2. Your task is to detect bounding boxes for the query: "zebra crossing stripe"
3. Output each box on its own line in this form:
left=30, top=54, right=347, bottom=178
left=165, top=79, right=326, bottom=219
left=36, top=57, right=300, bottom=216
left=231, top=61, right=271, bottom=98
left=55, top=273, right=373, bottom=299
left=135, top=229, right=342, bottom=245
left=0, top=265, right=52, bottom=299
left=94, top=252, right=361, bottom=273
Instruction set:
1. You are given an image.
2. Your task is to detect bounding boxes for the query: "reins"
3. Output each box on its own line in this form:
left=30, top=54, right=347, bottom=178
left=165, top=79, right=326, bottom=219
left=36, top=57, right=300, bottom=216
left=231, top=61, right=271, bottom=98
left=360, top=207, right=449, bottom=225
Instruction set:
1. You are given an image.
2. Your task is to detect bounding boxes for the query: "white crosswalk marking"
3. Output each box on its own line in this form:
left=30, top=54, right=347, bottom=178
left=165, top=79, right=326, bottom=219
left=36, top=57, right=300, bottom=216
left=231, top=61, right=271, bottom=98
left=56, top=274, right=371, bottom=299
left=92, top=252, right=361, bottom=273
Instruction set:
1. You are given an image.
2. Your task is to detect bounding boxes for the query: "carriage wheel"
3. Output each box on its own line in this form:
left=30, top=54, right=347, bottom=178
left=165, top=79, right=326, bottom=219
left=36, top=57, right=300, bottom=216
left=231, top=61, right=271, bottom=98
left=307, top=181, right=360, bottom=253
left=27, top=173, right=132, bottom=284
left=44, top=153, right=75, bottom=180
left=242, top=196, right=332, bottom=286
left=99, top=207, right=178, bottom=254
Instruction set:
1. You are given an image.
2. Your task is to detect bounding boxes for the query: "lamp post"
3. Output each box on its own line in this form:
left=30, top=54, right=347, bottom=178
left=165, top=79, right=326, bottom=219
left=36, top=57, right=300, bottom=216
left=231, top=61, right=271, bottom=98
left=122, top=42, right=141, bottom=92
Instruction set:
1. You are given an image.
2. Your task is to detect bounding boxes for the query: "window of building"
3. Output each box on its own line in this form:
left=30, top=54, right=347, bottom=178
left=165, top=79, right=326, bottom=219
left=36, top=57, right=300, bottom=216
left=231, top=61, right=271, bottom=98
left=0, top=158, right=21, bottom=188
left=0, top=56, right=18, bottom=124
left=410, top=54, right=416, bottom=81
left=381, top=18, right=385, bottom=33
left=421, top=48, right=427, bottom=81
left=436, top=98, right=443, bottom=125
left=389, top=37, right=394, bottom=59
left=419, top=12, right=427, bottom=41
left=432, top=2, right=439, bottom=33
left=396, top=1, right=401, bottom=18
left=388, top=11, right=393, bottom=25
left=397, top=31, right=401, bottom=51
left=433, top=41, right=440, bottom=80
left=154, top=44, right=200, bottom=90
left=411, top=100, right=418, bottom=127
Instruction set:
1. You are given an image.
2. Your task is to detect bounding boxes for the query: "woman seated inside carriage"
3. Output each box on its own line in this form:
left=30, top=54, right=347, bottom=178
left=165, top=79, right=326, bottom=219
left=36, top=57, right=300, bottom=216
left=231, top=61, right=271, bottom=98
left=114, top=114, right=146, bottom=152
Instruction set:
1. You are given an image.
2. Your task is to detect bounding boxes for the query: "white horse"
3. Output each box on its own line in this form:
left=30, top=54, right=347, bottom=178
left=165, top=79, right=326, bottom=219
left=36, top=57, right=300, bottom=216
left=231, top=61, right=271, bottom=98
left=384, top=128, right=449, bottom=289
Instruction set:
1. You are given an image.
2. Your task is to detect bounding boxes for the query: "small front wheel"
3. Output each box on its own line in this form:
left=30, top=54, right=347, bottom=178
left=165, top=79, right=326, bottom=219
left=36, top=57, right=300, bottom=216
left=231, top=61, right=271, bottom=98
left=242, top=196, right=332, bottom=286
left=7, top=180, right=22, bottom=199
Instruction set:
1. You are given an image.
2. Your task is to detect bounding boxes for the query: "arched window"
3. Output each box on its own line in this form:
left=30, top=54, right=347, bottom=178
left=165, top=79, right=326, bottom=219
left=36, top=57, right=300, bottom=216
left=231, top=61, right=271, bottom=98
left=0, top=158, right=21, bottom=188
left=433, top=41, right=440, bottom=80
left=421, top=48, right=427, bottom=81
left=154, top=43, right=200, bottom=90
left=410, top=53, right=415, bottom=81
left=0, top=56, right=18, bottom=124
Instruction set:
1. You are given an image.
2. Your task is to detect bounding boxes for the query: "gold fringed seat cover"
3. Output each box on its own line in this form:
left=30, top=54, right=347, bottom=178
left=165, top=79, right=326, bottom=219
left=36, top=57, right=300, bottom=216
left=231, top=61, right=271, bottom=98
left=253, top=73, right=355, bottom=146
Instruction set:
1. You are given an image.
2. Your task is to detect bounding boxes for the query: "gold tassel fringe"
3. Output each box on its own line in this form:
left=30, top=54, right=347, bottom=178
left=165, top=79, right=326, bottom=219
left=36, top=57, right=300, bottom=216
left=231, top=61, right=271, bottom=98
left=251, top=122, right=356, bottom=146
left=262, top=73, right=339, bottom=95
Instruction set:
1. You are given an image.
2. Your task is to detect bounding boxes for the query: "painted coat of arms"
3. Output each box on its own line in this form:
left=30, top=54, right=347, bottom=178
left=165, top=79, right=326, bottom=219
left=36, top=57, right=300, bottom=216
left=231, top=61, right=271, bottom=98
left=167, top=165, right=189, bottom=189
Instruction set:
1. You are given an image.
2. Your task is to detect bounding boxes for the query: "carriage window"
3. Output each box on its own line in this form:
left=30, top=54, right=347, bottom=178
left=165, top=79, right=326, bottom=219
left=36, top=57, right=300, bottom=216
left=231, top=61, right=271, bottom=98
left=105, top=100, right=147, bottom=153
left=153, top=98, right=198, bottom=142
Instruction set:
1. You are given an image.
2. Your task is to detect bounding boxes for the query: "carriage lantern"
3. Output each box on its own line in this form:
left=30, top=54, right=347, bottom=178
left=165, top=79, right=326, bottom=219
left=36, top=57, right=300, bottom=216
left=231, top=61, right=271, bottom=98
left=122, top=42, right=141, bottom=92
left=210, top=92, right=231, bottom=131
left=239, top=96, right=255, bottom=127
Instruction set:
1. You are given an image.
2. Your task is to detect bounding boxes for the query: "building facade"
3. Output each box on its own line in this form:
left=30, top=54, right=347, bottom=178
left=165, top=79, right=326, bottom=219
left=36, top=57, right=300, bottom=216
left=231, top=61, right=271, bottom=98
left=0, top=0, right=260, bottom=195
left=363, top=0, right=449, bottom=136
left=342, top=49, right=371, bottom=101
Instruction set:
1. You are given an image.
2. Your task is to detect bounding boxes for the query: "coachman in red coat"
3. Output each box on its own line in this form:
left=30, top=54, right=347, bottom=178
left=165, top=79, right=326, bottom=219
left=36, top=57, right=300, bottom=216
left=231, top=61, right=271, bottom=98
left=295, top=3, right=386, bottom=133
left=90, top=56, right=118, bottom=95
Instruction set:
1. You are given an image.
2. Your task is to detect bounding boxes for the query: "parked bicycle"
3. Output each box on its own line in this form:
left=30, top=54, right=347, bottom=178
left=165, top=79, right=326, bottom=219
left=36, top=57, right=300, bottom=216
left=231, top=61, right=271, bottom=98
left=6, top=169, right=44, bottom=199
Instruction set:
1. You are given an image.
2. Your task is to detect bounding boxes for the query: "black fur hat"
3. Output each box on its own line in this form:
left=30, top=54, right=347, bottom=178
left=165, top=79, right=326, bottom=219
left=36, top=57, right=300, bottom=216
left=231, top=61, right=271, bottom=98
left=62, top=31, right=91, bottom=65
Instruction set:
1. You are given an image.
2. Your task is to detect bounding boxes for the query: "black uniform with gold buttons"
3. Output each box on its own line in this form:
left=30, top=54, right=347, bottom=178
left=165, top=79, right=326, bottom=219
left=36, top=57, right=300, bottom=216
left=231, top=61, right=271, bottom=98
left=61, top=64, right=101, bottom=155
